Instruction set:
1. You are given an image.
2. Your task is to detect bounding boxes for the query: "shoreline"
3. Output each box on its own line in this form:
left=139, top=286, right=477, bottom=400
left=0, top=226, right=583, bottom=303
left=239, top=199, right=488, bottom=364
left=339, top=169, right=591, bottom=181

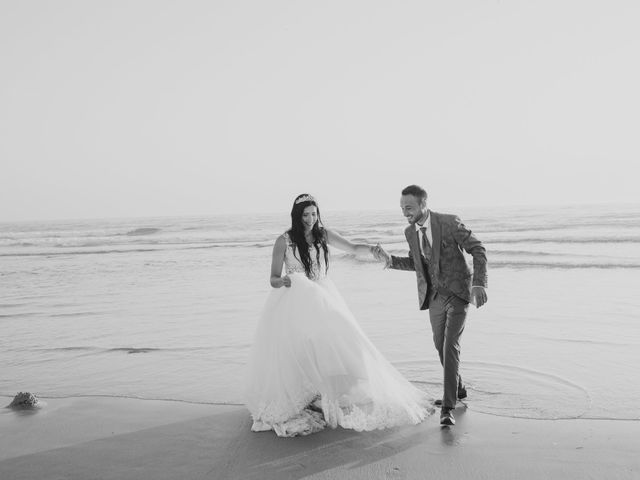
left=1, top=396, right=638, bottom=480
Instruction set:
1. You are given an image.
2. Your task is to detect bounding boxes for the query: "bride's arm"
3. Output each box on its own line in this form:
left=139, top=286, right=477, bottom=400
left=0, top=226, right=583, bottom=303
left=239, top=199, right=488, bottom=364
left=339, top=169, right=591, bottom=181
left=270, top=235, right=291, bottom=288
left=326, top=228, right=374, bottom=256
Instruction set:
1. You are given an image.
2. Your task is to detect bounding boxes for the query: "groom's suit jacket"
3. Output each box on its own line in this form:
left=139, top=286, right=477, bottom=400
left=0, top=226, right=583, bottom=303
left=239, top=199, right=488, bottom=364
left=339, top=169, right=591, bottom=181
left=389, top=210, right=487, bottom=310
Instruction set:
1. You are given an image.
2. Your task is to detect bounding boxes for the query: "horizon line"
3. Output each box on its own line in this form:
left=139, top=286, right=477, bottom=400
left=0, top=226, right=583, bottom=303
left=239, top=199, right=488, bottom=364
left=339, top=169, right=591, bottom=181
left=1, top=200, right=639, bottom=225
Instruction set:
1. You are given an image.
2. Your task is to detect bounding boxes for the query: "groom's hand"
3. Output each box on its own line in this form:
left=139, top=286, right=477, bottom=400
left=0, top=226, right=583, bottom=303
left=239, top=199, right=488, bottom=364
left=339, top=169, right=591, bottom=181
left=471, top=286, right=487, bottom=308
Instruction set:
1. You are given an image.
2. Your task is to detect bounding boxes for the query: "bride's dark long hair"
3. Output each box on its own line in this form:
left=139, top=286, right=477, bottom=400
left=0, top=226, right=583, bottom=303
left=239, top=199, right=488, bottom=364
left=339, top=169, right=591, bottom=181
left=288, top=194, right=329, bottom=278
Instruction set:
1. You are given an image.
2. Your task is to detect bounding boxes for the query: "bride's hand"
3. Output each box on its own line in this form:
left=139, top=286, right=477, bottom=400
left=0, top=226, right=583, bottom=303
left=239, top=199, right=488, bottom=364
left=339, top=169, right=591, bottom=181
left=371, top=244, right=390, bottom=264
left=281, top=275, right=292, bottom=288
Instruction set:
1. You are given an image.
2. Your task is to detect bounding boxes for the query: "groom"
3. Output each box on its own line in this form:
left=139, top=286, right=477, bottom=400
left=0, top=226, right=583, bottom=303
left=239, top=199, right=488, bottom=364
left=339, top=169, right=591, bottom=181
left=375, top=185, right=488, bottom=427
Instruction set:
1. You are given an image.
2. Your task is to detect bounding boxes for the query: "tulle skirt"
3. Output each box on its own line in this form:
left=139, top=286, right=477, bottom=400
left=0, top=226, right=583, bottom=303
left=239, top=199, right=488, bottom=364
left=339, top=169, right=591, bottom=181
left=245, top=273, right=434, bottom=437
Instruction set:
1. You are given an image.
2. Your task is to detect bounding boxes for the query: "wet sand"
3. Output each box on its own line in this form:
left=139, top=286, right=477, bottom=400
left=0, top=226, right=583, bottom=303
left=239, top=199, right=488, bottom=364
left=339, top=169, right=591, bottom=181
left=1, top=396, right=638, bottom=479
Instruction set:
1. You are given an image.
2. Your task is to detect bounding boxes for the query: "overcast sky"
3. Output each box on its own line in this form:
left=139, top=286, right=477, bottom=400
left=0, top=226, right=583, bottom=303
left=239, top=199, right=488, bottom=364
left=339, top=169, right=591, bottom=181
left=1, top=1, right=639, bottom=221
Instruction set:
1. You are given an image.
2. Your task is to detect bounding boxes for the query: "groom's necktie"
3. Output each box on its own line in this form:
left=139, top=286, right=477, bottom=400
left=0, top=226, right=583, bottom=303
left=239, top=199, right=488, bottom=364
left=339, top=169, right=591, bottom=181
left=420, top=226, right=432, bottom=261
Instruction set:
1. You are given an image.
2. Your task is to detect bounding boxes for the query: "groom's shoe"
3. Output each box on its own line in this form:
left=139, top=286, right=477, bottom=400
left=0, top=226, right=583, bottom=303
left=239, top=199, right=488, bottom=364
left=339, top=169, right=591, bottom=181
left=434, top=386, right=468, bottom=406
left=458, top=386, right=468, bottom=400
left=440, top=408, right=455, bottom=426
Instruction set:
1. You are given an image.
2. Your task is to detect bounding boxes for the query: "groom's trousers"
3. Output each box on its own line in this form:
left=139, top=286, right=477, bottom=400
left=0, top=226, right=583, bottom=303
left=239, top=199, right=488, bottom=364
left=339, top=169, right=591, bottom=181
left=428, top=292, right=468, bottom=410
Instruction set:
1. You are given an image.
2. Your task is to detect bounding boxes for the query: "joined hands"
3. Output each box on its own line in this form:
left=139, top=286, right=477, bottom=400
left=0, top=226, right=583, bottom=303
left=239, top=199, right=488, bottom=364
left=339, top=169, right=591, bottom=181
left=369, top=244, right=487, bottom=308
left=370, top=244, right=391, bottom=266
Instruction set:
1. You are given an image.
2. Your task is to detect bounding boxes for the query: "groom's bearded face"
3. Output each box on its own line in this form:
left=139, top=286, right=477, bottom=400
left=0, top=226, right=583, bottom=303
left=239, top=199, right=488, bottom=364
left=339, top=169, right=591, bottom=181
left=400, top=195, right=427, bottom=225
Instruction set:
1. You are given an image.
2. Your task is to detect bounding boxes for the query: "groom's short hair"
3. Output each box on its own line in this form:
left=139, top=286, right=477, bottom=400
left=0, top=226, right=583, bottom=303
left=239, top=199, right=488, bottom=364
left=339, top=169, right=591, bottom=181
left=401, top=185, right=427, bottom=202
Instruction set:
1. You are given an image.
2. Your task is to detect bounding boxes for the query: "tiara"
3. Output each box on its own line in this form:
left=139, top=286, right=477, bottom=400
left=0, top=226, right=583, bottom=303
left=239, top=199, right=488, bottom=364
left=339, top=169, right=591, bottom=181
left=295, top=194, right=315, bottom=205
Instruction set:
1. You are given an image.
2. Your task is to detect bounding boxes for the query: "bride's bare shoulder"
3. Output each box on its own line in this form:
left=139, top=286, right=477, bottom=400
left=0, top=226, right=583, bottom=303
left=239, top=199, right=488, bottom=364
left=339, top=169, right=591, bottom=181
left=274, top=232, right=290, bottom=248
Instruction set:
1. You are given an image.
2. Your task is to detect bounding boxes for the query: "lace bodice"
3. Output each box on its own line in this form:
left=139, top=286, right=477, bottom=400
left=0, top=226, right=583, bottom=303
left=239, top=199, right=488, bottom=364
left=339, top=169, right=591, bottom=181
left=283, top=232, right=328, bottom=281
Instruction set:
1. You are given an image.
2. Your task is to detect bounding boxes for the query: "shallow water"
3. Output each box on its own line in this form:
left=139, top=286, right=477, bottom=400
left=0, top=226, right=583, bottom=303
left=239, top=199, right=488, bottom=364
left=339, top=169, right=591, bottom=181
left=1, top=204, right=639, bottom=420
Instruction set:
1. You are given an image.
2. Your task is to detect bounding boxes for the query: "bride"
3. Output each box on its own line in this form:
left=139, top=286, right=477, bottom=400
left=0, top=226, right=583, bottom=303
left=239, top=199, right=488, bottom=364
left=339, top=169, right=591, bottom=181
left=245, top=194, right=434, bottom=437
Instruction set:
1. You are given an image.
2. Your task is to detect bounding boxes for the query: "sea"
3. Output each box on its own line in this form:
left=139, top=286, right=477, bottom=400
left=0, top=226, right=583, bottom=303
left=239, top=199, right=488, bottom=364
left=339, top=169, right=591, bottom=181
left=1, top=203, right=639, bottom=422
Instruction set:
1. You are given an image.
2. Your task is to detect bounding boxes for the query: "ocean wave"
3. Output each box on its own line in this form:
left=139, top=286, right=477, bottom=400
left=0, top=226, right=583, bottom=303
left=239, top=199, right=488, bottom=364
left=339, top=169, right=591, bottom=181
left=532, top=336, right=639, bottom=347
left=482, top=219, right=640, bottom=234
left=0, top=241, right=276, bottom=257
left=0, top=312, right=38, bottom=318
left=184, top=242, right=273, bottom=250
left=125, top=228, right=161, bottom=236
left=5, top=235, right=636, bottom=252
left=489, top=249, right=558, bottom=256
left=25, top=346, right=214, bottom=355
left=1, top=241, right=36, bottom=247
left=487, top=236, right=640, bottom=244
left=70, top=238, right=157, bottom=247
left=107, top=347, right=162, bottom=354
left=3, top=244, right=638, bottom=269
left=50, top=311, right=106, bottom=318
left=490, top=260, right=640, bottom=269
left=0, top=248, right=159, bottom=257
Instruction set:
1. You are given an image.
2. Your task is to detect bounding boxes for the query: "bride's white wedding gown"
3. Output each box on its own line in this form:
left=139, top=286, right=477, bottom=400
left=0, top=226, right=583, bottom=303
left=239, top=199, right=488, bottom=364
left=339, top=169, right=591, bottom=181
left=245, top=233, right=433, bottom=437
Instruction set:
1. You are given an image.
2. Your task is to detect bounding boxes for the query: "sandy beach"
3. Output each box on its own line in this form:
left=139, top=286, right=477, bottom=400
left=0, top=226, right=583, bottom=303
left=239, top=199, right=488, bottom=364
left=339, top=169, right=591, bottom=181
left=1, top=396, right=637, bottom=480
left=3, top=208, right=640, bottom=479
